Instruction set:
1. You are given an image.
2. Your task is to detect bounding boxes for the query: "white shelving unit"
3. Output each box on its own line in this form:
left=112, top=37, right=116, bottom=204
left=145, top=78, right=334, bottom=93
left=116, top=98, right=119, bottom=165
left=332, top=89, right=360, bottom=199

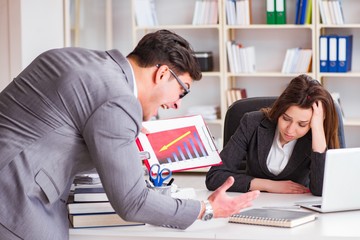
left=64, top=0, right=134, bottom=55
left=314, top=0, right=360, bottom=147
left=64, top=0, right=113, bottom=50
left=223, top=0, right=316, bottom=101
left=128, top=0, right=360, bottom=148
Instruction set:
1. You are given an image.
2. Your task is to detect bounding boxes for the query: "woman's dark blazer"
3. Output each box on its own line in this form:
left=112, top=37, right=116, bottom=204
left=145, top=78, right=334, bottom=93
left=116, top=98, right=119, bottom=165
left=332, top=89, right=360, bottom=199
left=206, top=111, right=326, bottom=196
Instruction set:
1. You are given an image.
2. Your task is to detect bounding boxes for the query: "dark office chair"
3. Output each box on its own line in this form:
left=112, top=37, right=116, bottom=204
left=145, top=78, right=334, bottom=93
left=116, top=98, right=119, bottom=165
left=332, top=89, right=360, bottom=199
left=223, top=97, right=277, bottom=147
left=223, top=96, right=346, bottom=172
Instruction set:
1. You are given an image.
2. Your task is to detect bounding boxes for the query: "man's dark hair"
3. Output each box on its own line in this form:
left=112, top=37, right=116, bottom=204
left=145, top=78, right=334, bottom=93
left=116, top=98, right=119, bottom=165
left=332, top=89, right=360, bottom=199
left=127, top=29, right=202, bottom=81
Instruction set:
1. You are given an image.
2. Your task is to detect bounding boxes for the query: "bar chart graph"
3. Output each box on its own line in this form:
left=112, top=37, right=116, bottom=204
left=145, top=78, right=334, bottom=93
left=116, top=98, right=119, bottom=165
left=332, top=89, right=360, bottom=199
left=146, top=126, right=209, bottom=164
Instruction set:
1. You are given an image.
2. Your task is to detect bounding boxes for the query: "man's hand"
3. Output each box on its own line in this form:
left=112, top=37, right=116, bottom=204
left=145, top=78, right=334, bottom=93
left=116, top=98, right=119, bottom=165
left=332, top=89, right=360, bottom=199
left=141, top=127, right=150, bottom=134
left=206, top=176, right=260, bottom=218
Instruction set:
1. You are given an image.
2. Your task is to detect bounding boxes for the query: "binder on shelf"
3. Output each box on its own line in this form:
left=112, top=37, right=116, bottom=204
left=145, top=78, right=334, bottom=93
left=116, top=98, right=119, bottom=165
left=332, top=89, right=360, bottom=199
left=319, top=35, right=329, bottom=72
left=334, top=0, right=345, bottom=24
left=322, top=0, right=332, bottom=24
left=328, top=35, right=338, bottom=72
left=192, top=0, right=218, bottom=25
left=305, top=0, right=312, bottom=24
left=235, top=0, right=251, bottom=25
left=244, top=0, right=252, bottom=25
left=299, top=0, right=308, bottom=24
left=134, top=0, right=158, bottom=27
left=317, top=0, right=327, bottom=24
left=192, top=0, right=201, bottom=25
left=327, top=0, right=336, bottom=24
left=275, top=0, right=286, bottom=24
left=294, top=0, right=300, bottom=24
left=226, top=41, right=235, bottom=73
left=266, top=0, right=276, bottom=24
left=337, top=35, right=353, bottom=72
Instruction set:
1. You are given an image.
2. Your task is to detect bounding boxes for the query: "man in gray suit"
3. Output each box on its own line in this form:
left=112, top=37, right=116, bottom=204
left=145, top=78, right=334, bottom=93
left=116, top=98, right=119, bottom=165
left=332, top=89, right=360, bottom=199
left=0, top=30, right=259, bottom=239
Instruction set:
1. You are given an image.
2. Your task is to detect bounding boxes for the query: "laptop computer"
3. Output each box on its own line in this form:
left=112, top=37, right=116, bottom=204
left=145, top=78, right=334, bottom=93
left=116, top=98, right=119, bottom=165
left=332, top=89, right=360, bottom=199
left=298, top=147, right=360, bottom=213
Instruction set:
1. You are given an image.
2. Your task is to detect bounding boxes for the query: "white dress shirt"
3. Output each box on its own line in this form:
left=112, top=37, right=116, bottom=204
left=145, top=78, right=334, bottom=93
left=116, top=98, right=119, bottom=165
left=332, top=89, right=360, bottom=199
left=266, top=126, right=297, bottom=175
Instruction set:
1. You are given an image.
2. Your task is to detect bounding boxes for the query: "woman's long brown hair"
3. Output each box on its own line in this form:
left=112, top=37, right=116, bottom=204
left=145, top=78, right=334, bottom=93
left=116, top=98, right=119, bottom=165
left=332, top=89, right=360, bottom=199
left=262, top=74, right=340, bottom=149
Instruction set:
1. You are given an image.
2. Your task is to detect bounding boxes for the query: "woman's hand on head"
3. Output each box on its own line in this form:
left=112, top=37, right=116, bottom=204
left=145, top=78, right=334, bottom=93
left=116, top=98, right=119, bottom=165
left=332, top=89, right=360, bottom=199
left=311, top=100, right=325, bottom=130
left=310, top=100, right=327, bottom=153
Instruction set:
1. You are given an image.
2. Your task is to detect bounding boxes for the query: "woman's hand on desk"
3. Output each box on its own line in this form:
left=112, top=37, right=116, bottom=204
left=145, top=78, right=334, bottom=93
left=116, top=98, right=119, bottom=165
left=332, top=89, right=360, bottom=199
left=250, top=178, right=310, bottom=194
left=207, top=176, right=260, bottom=218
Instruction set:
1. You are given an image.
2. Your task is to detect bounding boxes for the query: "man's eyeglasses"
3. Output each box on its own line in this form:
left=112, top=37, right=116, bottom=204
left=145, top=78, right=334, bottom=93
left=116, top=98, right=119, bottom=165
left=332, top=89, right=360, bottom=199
left=156, top=64, right=190, bottom=99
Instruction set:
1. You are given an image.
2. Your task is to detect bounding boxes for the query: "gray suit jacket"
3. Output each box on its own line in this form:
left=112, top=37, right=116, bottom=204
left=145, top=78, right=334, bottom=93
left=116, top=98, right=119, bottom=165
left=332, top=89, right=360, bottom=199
left=0, top=48, right=200, bottom=239
left=206, top=111, right=326, bottom=196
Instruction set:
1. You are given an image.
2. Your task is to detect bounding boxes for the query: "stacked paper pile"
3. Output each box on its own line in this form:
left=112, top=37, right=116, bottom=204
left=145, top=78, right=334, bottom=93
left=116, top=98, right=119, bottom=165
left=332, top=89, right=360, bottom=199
left=186, top=105, right=220, bottom=120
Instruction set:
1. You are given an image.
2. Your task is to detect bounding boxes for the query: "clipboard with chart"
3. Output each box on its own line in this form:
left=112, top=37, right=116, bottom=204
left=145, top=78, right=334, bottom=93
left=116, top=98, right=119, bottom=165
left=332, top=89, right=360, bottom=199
left=136, top=115, right=222, bottom=173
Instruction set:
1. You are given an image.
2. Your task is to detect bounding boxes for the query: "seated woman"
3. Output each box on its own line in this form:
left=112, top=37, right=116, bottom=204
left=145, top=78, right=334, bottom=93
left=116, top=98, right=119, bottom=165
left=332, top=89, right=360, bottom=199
left=206, top=74, right=340, bottom=196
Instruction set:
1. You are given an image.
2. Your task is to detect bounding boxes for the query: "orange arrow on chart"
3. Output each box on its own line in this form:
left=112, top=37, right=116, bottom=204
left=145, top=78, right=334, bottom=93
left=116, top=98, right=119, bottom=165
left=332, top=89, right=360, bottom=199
left=159, top=131, right=191, bottom=152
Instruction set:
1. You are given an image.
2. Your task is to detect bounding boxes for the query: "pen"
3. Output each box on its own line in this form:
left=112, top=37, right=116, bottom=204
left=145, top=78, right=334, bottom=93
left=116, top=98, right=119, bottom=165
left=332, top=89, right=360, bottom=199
left=167, top=178, right=174, bottom=186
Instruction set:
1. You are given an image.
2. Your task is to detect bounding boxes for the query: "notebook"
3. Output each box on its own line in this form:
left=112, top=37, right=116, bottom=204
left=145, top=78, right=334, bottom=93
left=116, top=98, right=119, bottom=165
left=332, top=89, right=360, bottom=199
left=229, top=208, right=317, bottom=228
left=298, top=147, right=360, bottom=213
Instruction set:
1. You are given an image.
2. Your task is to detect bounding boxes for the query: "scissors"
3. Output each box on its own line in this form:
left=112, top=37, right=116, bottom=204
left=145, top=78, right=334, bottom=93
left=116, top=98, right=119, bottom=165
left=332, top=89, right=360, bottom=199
left=149, top=164, right=172, bottom=187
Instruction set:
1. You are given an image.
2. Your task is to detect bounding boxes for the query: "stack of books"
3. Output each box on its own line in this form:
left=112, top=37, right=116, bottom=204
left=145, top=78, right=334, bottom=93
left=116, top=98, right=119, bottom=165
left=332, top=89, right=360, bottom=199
left=186, top=105, right=220, bottom=120
left=68, top=184, right=144, bottom=228
left=73, top=173, right=101, bottom=185
left=192, top=0, right=218, bottom=25
left=281, top=48, right=312, bottom=74
left=225, top=0, right=251, bottom=25
left=226, top=41, right=256, bottom=73
left=226, top=88, right=247, bottom=107
left=318, top=0, right=344, bottom=25
left=133, top=0, right=158, bottom=27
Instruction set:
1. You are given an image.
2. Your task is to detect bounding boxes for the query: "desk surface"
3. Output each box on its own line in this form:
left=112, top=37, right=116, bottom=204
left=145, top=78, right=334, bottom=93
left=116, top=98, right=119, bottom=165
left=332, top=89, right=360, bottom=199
left=69, top=188, right=360, bottom=240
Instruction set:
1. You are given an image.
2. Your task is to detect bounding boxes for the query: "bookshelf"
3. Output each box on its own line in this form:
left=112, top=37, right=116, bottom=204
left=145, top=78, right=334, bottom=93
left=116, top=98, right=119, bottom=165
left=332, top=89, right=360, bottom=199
left=64, top=0, right=134, bottom=55
left=64, top=0, right=114, bottom=50
left=128, top=0, right=360, bottom=148
left=223, top=0, right=316, bottom=101
left=223, top=0, right=317, bottom=148
left=224, top=0, right=360, bottom=147
left=314, top=0, right=360, bottom=147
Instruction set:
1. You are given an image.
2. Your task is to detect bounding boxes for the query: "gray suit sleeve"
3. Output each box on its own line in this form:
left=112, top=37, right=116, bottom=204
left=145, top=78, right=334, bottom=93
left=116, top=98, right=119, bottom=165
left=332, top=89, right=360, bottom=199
left=82, top=97, right=201, bottom=229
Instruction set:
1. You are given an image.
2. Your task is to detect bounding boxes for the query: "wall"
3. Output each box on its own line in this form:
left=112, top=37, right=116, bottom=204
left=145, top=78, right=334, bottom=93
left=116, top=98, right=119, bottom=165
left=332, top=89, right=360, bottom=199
left=0, top=0, right=65, bottom=91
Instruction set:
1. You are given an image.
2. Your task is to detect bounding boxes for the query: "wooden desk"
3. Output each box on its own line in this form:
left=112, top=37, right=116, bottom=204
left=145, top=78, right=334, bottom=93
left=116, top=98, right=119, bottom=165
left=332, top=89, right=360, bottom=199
left=69, top=189, right=360, bottom=240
